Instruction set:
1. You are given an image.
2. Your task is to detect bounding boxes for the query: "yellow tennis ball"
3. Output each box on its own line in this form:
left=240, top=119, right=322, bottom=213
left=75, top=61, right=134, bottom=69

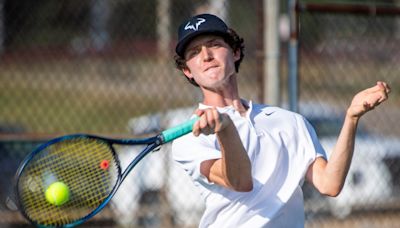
left=45, top=182, right=70, bottom=206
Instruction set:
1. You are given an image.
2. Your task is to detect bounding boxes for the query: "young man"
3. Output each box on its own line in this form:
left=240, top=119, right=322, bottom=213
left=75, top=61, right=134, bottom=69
left=171, top=14, right=391, bottom=227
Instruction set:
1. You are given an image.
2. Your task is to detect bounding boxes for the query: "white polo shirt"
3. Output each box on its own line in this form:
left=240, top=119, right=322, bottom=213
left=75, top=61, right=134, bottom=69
left=172, top=100, right=326, bottom=228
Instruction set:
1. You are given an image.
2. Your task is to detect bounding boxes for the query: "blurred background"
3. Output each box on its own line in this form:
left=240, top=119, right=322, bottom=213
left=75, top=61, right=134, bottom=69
left=0, top=0, right=399, bottom=227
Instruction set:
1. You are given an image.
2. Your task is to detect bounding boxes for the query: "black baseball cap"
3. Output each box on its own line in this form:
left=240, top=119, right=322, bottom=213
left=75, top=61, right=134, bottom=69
left=175, top=14, right=229, bottom=57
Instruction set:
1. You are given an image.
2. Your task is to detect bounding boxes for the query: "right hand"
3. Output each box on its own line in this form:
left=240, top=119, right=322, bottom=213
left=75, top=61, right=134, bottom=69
left=193, top=108, right=232, bottom=136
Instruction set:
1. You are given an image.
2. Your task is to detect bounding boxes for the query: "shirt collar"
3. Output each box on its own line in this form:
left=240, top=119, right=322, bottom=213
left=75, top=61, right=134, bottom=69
left=198, top=99, right=253, bottom=116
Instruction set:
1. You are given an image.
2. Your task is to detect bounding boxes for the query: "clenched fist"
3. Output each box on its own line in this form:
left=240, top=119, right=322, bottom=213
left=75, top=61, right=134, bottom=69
left=192, top=108, right=232, bottom=136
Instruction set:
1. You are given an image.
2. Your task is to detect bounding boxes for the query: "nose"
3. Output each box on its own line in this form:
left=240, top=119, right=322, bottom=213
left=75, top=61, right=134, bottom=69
left=200, top=46, right=213, bottom=61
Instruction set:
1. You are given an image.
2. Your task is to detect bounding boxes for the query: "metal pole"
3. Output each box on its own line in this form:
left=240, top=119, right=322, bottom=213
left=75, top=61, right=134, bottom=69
left=264, top=0, right=280, bottom=106
left=89, top=0, right=110, bottom=51
left=157, top=0, right=171, bottom=58
left=0, top=0, right=4, bottom=53
left=288, top=0, right=298, bottom=112
left=209, top=0, right=229, bottom=22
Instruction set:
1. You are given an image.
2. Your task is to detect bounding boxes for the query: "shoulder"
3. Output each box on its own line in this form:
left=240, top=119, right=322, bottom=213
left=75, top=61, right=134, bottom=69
left=251, top=103, right=305, bottom=122
left=250, top=103, right=314, bottom=136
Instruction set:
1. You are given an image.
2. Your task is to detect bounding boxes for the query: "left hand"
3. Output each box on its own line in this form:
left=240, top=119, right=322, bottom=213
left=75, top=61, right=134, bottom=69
left=347, top=81, right=391, bottom=119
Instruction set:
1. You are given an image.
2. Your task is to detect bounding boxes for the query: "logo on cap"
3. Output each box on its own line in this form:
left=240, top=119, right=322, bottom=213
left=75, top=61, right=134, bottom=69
left=184, top=18, right=206, bottom=31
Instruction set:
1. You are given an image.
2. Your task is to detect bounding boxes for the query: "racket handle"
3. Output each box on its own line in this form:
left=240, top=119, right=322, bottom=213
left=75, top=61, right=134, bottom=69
left=161, top=117, right=199, bottom=143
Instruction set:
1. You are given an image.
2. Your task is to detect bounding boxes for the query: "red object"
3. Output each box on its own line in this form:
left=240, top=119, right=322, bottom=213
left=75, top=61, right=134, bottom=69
left=100, top=160, right=109, bottom=170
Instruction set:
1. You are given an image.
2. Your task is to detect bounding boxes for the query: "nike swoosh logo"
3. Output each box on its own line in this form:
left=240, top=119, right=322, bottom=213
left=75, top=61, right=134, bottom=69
left=265, top=111, right=275, bottom=116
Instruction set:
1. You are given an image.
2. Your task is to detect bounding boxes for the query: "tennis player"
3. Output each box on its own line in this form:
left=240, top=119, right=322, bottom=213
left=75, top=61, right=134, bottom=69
left=171, top=13, right=391, bottom=227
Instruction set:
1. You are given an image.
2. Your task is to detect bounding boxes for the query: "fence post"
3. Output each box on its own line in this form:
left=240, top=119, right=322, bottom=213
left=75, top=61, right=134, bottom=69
left=287, top=0, right=298, bottom=112
left=0, top=0, right=5, bottom=53
left=264, top=0, right=280, bottom=106
left=157, top=0, right=171, bottom=58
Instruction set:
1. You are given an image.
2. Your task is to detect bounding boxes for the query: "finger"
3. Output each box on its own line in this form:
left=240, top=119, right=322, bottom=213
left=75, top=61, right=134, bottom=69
left=206, top=109, right=216, bottom=130
left=367, top=93, right=386, bottom=109
left=386, top=83, right=391, bottom=93
left=378, top=92, right=388, bottom=103
left=363, top=84, right=382, bottom=94
left=192, top=119, right=200, bottom=136
left=195, top=109, right=205, bottom=117
left=366, top=83, right=389, bottom=104
left=201, top=111, right=215, bottom=135
left=380, top=81, right=391, bottom=94
left=199, top=112, right=209, bottom=130
left=363, top=101, right=374, bottom=111
left=212, top=108, right=222, bottom=132
left=368, top=96, right=383, bottom=108
left=362, top=82, right=389, bottom=97
left=376, top=86, right=389, bottom=103
left=377, top=81, right=392, bottom=94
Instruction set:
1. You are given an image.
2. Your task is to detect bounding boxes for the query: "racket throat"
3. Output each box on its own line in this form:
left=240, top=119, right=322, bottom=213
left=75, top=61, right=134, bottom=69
left=156, top=135, right=165, bottom=146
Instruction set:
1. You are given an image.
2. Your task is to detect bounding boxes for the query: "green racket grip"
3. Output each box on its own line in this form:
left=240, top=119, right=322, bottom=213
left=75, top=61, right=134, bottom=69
left=161, top=116, right=199, bottom=143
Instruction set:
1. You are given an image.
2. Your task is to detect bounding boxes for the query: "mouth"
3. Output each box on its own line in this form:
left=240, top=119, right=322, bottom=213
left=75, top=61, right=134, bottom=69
left=204, top=65, right=219, bottom=72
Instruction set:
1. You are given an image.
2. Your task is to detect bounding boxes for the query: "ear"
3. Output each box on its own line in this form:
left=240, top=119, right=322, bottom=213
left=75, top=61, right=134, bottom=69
left=233, top=49, right=241, bottom=61
left=182, top=67, right=193, bottom=79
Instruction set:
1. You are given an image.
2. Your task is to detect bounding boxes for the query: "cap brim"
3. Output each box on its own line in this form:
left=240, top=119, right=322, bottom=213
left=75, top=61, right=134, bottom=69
left=175, top=30, right=230, bottom=57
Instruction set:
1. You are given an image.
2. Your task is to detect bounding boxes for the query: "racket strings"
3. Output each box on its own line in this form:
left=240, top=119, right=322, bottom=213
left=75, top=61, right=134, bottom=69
left=18, top=138, right=120, bottom=227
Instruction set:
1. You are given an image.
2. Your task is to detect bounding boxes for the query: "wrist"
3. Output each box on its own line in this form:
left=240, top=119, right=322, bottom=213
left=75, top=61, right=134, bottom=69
left=216, top=115, right=234, bottom=134
left=345, top=109, right=360, bottom=124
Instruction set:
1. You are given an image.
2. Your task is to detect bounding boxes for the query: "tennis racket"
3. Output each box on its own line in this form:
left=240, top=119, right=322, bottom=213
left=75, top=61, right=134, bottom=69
left=14, top=117, right=198, bottom=227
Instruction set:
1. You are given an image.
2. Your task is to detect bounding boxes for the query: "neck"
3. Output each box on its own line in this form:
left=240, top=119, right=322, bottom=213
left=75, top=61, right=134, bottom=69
left=200, top=75, right=248, bottom=114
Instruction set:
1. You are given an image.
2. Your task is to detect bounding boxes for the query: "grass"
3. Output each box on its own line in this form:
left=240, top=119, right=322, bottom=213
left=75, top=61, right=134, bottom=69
left=0, top=53, right=398, bottom=136
left=0, top=57, right=198, bottom=134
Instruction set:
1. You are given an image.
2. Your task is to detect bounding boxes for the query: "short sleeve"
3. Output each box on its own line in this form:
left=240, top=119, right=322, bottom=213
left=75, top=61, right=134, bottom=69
left=274, top=113, right=327, bottom=200
left=301, top=116, right=327, bottom=160
left=172, top=134, right=222, bottom=184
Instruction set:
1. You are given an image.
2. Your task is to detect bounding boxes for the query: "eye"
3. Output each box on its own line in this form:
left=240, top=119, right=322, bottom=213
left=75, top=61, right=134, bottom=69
left=209, top=40, right=222, bottom=48
left=185, top=48, right=200, bottom=59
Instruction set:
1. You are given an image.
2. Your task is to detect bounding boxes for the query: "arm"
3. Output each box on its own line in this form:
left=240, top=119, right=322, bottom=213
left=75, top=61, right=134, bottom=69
left=307, top=81, right=391, bottom=196
left=193, top=108, right=253, bottom=192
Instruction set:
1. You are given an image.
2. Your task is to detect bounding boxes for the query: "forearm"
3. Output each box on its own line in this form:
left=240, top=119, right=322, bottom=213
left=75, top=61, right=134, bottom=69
left=214, top=120, right=253, bottom=191
left=309, top=81, right=390, bottom=196
left=195, top=108, right=253, bottom=191
left=323, top=113, right=359, bottom=194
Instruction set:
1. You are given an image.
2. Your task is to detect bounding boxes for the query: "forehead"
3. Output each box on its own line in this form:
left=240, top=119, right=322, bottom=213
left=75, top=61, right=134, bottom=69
left=185, top=34, right=225, bottom=50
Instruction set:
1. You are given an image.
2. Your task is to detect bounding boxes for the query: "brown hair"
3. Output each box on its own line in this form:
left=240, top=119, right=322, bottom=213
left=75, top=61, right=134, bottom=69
left=174, top=28, right=245, bottom=87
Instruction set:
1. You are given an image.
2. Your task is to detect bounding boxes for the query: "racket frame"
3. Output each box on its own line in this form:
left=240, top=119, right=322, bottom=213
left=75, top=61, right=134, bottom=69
left=15, top=134, right=164, bottom=227
left=15, top=117, right=197, bottom=227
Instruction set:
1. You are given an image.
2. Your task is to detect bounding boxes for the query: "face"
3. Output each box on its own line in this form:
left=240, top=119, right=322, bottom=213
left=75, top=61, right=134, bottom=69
left=182, top=35, right=240, bottom=90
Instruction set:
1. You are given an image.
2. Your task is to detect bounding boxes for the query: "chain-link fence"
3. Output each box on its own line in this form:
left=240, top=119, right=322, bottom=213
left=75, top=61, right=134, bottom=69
left=0, top=1, right=262, bottom=227
left=0, top=0, right=399, bottom=227
left=0, top=0, right=264, bottom=135
left=296, top=1, right=400, bottom=227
